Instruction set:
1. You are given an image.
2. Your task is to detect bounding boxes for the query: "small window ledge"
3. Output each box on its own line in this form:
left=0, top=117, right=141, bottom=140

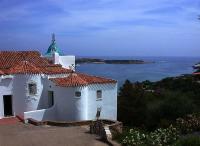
left=96, top=98, right=102, bottom=101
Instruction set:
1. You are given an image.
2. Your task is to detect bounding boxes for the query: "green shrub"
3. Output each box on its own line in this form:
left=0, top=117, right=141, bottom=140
left=147, top=126, right=179, bottom=146
left=122, top=125, right=179, bottom=146
left=113, top=127, right=131, bottom=143
left=145, top=91, right=197, bottom=130
left=118, top=76, right=200, bottom=130
left=118, top=80, right=147, bottom=126
left=122, top=129, right=147, bottom=146
left=175, top=136, right=200, bottom=146
left=159, top=91, right=196, bottom=121
left=176, top=113, right=200, bottom=134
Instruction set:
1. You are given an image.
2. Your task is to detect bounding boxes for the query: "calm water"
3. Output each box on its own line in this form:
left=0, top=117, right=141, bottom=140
left=76, top=56, right=200, bottom=87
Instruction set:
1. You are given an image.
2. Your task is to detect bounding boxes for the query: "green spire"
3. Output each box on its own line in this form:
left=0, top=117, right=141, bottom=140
left=45, top=33, right=63, bottom=56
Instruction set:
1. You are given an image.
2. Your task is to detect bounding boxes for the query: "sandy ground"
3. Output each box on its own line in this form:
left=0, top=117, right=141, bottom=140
left=0, top=122, right=118, bottom=146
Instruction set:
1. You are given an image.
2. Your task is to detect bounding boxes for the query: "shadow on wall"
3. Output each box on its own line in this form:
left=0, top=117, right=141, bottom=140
left=37, top=88, right=49, bottom=110
left=0, top=78, right=12, bottom=87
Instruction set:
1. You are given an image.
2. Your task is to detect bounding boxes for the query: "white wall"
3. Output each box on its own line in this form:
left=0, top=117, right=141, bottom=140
left=53, top=86, right=88, bottom=121
left=53, top=52, right=60, bottom=64
left=44, top=55, right=75, bottom=69
left=40, top=77, right=60, bottom=109
left=12, top=74, right=44, bottom=117
left=24, top=104, right=57, bottom=121
left=0, top=78, right=13, bottom=119
left=59, top=56, right=75, bottom=70
left=87, top=84, right=117, bottom=120
left=0, top=73, right=118, bottom=121
left=49, top=81, right=117, bottom=121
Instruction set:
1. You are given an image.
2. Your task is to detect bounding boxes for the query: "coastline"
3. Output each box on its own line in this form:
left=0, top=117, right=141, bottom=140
left=76, top=58, right=155, bottom=64
left=77, top=56, right=200, bottom=88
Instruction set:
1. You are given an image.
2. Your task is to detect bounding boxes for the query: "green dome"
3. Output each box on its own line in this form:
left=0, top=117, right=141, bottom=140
left=45, top=34, right=63, bottom=56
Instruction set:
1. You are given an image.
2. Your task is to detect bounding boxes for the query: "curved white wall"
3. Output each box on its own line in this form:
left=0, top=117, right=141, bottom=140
left=12, top=74, right=43, bottom=116
left=53, top=86, right=88, bottom=121
left=50, top=81, right=117, bottom=121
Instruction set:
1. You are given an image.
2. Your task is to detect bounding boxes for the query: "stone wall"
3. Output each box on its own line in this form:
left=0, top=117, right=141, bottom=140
left=26, top=118, right=122, bottom=139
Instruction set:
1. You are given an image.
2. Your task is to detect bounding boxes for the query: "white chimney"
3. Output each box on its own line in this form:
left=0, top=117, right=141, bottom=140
left=53, top=52, right=60, bottom=64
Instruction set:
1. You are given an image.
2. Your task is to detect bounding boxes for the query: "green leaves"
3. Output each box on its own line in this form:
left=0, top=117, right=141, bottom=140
left=118, top=75, right=200, bottom=130
left=176, top=113, right=200, bottom=134
left=122, top=126, right=179, bottom=146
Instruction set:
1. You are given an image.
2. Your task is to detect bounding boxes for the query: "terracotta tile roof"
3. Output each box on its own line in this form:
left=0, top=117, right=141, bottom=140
left=0, top=51, right=50, bottom=69
left=50, top=73, right=117, bottom=87
left=193, top=72, right=200, bottom=75
left=9, top=61, right=43, bottom=74
left=0, top=51, right=72, bottom=75
left=40, top=66, right=72, bottom=74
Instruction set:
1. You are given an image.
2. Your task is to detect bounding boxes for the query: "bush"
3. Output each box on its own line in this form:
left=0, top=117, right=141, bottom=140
left=175, top=136, right=200, bottom=146
left=122, top=125, right=179, bottom=146
left=176, top=113, right=200, bottom=134
left=122, top=129, right=147, bottom=146
left=118, top=80, right=147, bottom=126
left=118, top=76, right=200, bottom=130
left=159, top=91, right=197, bottom=122
left=145, top=91, right=197, bottom=130
left=147, top=126, right=179, bottom=146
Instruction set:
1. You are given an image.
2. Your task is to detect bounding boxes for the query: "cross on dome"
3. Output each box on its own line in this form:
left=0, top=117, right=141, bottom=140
left=52, top=33, right=56, bottom=43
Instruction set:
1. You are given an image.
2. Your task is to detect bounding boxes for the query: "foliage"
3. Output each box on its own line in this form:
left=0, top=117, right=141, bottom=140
left=118, top=75, right=200, bottom=130
left=122, top=129, right=147, bottom=146
left=176, top=113, right=200, bottom=134
left=118, top=80, right=147, bottom=126
left=117, top=75, right=200, bottom=146
left=113, top=127, right=131, bottom=143
left=158, top=92, right=197, bottom=122
left=155, top=76, right=200, bottom=106
left=122, top=125, right=179, bottom=146
left=174, top=136, right=200, bottom=146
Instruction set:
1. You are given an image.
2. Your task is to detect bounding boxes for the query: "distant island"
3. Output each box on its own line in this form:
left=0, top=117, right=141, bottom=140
left=76, top=58, right=154, bottom=64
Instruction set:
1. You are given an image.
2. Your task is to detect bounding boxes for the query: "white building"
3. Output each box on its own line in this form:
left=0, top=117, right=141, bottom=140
left=0, top=35, right=117, bottom=121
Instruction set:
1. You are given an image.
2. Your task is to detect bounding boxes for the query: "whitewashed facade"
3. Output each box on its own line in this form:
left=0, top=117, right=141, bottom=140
left=0, top=35, right=117, bottom=121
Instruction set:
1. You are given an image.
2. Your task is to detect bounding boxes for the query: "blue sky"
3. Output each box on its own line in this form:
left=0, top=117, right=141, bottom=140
left=0, top=0, right=200, bottom=56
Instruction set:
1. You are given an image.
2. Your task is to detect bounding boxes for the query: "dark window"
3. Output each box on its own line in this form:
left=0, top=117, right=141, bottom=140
left=48, top=91, right=54, bottom=107
left=97, top=90, right=102, bottom=99
left=75, top=91, right=81, bottom=97
left=28, top=83, right=37, bottom=95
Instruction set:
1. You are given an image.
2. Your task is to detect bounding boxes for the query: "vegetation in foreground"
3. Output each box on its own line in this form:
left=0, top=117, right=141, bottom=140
left=116, top=74, right=200, bottom=145
left=175, top=135, right=200, bottom=146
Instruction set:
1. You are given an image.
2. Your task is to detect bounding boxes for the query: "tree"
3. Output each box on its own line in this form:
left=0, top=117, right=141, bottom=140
left=118, top=80, right=147, bottom=127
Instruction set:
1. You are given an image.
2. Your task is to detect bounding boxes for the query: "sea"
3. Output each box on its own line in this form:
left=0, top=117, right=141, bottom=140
left=76, top=56, right=200, bottom=87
